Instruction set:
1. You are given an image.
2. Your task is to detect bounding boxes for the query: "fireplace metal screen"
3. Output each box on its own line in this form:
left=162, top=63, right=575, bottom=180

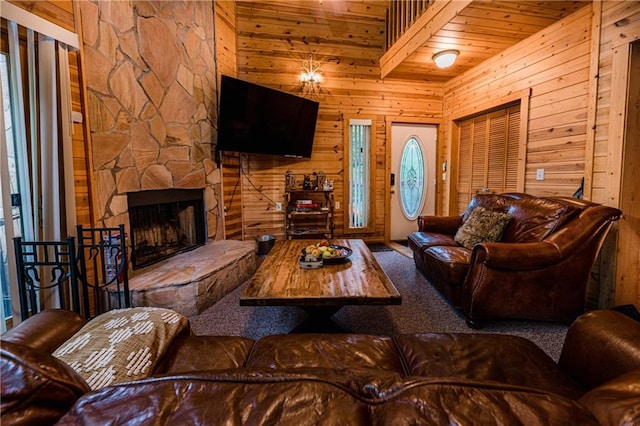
left=127, top=189, right=206, bottom=269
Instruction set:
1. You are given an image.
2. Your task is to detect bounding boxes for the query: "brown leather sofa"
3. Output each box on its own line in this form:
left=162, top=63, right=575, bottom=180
left=2, top=308, right=639, bottom=425
left=408, top=193, right=622, bottom=327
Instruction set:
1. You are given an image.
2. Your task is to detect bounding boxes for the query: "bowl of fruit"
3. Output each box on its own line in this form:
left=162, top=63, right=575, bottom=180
left=300, top=240, right=352, bottom=268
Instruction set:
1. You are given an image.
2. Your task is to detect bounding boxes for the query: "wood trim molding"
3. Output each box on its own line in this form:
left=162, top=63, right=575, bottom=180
left=606, top=45, right=630, bottom=208
left=447, top=119, right=459, bottom=215
left=584, top=1, right=602, bottom=201
left=517, top=90, right=531, bottom=193
left=615, top=40, right=640, bottom=306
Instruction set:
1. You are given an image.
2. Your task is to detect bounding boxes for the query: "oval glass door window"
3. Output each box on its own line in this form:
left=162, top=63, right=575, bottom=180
left=399, top=137, right=425, bottom=220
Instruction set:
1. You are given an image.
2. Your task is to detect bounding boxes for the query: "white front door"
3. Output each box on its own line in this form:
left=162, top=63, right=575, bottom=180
left=390, top=123, right=437, bottom=241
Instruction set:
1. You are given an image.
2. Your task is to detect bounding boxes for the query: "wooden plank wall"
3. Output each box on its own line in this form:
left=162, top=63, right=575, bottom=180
left=7, top=1, right=75, bottom=31
left=593, top=2, right=640, bottom=307
left=5, top=1, right=92, bottom=229
left=442, top=5, right=593, bottom=212
left=70, top=50, right=92, bottom=227
left=215, top=0, right=238, bottom=79
left=592, top=2, right=640, bottom=205
left=222, top=152, right=244, bottom=240
left=232, top=0, right=443, bottom=242
left=214, top=1, right=244, bottom=240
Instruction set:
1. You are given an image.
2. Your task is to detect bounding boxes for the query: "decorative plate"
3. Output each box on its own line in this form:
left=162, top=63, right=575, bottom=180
left=322, top=245, right=352, bottom=263
left=299, top=245, right=352, bottom=265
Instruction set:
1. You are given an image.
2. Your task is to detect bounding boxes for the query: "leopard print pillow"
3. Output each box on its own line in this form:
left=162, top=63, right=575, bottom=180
left=454, top=207, right=511, bottom=249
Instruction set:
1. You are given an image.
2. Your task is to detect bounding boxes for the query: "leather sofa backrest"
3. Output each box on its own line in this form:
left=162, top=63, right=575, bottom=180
left=501, top=197, right=579, bottom=243
left=461, top=193, right=515, bottom=222
left=461, top=193, right=580, bottom=243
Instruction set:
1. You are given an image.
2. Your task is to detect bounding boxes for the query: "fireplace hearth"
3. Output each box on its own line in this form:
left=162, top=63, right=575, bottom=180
left=127, top=189, right=206, bottom=269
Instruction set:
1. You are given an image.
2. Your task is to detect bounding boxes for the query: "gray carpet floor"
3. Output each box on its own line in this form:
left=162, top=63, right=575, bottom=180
left=189, top=250, right=569, bottom=361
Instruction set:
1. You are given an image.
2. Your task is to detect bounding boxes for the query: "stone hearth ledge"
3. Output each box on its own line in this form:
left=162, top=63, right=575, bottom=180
left=129, top=240, right=257, bottom=316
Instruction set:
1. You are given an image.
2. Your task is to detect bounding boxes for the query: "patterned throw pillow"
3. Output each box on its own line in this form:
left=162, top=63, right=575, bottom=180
left=53, top=307, right=188, bottom=390
left=454, top=207, right=511, bottom=249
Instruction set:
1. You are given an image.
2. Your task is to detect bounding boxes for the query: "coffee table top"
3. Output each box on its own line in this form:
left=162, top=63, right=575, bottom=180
left=240, top=239, right=401, bottom=307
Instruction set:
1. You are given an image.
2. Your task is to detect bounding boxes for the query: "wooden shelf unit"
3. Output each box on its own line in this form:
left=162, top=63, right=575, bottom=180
left=285, top=190, right=334, bottom=240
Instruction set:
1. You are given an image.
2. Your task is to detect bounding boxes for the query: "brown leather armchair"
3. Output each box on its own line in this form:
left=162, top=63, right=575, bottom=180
left=408, top=193, right=622, bottom=327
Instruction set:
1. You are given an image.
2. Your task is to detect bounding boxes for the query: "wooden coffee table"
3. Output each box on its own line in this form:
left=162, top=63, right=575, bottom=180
left=240, top=239, right=401, bottom=332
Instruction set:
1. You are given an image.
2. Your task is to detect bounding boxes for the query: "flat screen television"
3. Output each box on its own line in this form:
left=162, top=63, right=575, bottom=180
left=217, top=75, right=320, bottom=158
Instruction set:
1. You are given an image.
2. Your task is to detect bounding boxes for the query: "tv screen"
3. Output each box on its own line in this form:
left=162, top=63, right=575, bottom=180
left=217, top=75, right=320, bottom=158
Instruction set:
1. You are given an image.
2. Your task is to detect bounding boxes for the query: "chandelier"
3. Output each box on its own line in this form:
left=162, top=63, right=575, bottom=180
left=300, top=54, right=323, bottom=96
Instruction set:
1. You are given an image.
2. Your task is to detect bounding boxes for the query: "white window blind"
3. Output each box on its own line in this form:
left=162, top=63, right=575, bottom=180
left=0, top=6, right=80, bottom=324
left=349, top=119, right=372, bottom=229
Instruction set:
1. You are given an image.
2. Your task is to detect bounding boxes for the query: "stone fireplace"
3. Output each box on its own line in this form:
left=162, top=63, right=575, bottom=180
left=80, top=1, right=223, bottom=239
left=81, top=1, right=258, bottom=317
left=127, top=189, right=206, bottom=269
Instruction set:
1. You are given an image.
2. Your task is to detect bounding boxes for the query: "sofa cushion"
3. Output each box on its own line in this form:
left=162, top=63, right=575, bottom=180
left=454, top=207, right=511, bottom=249
left=395, top=333, right=582, bottom=399
left=408, top=231, right=457, bottom=253
left=246, top=334, right=405, bottom=373
left=154, top=335, right=254, bottom=374
left=501, top=198, right=578, bottom=243
left=422, top=246, right=472, bottom=306
left=53, top=307, right=189, bottom=390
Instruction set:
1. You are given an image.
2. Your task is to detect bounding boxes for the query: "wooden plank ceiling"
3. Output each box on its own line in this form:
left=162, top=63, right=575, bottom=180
left=381, top=0, right=592, bottom=81
left=235, top=1, right=591, bottom=82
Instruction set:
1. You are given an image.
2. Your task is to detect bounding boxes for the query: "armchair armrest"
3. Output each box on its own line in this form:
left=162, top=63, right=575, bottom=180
left=1, top=309, right=87, bottom=354
left=558, top=310, right=640, bottom=390
left=417, top=215, right=462, bottom=235
left=579, top=370, right=640, bottom=426
left=471, top=241, right=563, bottom=271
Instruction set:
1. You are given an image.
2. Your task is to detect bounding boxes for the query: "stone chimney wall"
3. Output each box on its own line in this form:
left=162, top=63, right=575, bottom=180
left=79, top=0, right=221, bottom=239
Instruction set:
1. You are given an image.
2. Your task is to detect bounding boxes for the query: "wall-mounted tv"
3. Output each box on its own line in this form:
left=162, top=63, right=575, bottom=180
left=217, top=75, right=320, bottom=158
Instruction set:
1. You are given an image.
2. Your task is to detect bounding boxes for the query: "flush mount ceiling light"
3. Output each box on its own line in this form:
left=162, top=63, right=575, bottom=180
left=432, top=50, right=459, bottom=69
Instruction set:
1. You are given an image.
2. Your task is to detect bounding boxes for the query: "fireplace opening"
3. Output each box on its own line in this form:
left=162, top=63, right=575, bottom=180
left=127, top=189, right=206, bottom=269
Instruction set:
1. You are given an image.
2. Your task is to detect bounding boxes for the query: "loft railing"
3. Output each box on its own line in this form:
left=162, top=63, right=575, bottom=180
left=387, top=0, right=432, bottom=49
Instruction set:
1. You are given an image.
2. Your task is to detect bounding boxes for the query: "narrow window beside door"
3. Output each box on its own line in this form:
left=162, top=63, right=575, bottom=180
left=345, top=118, right=375, bottom=232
